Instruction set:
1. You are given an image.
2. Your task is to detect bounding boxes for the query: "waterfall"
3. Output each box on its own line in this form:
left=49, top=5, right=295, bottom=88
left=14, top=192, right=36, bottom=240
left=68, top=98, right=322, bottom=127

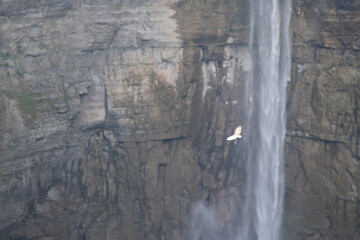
left=190, top=0, right=292, bottom=239
left=241, top=0, right=292, bottom=239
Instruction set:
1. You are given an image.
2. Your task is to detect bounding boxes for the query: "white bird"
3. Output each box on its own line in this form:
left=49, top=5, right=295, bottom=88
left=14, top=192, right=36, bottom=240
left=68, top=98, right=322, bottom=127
left=226, top=125, right=242, bottom=141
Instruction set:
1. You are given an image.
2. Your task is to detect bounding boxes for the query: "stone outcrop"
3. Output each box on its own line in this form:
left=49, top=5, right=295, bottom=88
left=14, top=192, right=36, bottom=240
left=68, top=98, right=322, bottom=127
left=0, top=0, right=359, bottom=239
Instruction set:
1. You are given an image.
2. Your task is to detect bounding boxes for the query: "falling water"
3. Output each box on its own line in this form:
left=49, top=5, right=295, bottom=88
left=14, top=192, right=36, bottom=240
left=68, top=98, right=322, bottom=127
left=241, top=0, right=292, bottom=239
left=190, top=1, right=291, bottom=239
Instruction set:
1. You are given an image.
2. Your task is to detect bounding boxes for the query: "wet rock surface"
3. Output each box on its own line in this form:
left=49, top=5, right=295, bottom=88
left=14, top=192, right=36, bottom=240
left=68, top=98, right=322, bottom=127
left=0, top=0, right=359, bottom=239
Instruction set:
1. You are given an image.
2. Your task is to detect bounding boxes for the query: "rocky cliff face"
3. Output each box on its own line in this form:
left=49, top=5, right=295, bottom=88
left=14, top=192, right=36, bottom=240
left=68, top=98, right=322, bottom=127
left=0, top=0, right=248, bottom=239
left=0, top=0, right=359, bottom=239
left=284, top=0, right=360, bottom=239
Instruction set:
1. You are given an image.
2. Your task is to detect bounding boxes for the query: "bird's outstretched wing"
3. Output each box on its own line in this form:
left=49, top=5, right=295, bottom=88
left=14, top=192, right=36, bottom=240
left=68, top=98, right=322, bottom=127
left=226, top=135, right=238, bottom=141
left=234, top=125, right=242, bottom=136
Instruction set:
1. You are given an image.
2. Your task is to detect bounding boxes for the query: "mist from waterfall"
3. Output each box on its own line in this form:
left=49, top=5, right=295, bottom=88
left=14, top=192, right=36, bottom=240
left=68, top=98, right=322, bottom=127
left=240, top=0, right=292, bottom=239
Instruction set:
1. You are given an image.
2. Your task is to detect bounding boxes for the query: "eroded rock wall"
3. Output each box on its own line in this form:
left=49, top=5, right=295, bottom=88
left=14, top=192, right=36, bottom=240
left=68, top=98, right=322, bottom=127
left=0, top=0, right=249, bottom=239
left=284, top=0, right=360, bottom=239
left=0, top=0, right=360, bottom=239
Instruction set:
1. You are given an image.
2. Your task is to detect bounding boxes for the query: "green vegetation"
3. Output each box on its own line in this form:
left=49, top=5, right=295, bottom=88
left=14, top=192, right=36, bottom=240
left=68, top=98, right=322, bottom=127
left=0, top=96, right=5, bottom=125
left=0, top=51, right=56, bottom=127
left=0, top=175, right=9, bottom=186
left=188, top=0, right=249, bottom=33
left=12, top=89, right=38, bottom=125
left=61, top=86, right=72, bottom=105
left=150, top=72, right=184, bottom=125
left=0, top=52, right=9, bottom=60
left=0, top=51, right=9, bottom=60
left=0, top=51, right=10, bottom=70
left=0, top=93, right=6, bottom=153
left=1, top=62, right=9, bottom=68
left=113, top=2, right=122, bottom=10
left=45, top=98, right=56, bottom=115
left=229, top=0, right=249, bottom=32
left=0, top=51, right=10, bottom=72
left=16, top=69, right=24, bottom=77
